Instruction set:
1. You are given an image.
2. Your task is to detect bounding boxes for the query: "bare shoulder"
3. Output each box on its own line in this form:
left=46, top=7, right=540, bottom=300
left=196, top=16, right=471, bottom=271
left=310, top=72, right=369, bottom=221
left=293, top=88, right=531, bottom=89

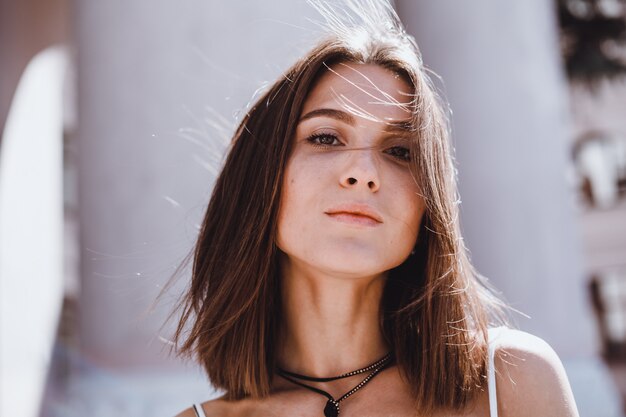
left=489, top=327, right=579, bottom=417
left=173, top=407, right=197, bottom=417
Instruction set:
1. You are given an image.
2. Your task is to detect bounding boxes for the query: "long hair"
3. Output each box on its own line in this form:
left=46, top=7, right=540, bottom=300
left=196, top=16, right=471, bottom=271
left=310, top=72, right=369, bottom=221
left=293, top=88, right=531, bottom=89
left=171, top=0, right=508, bottom=413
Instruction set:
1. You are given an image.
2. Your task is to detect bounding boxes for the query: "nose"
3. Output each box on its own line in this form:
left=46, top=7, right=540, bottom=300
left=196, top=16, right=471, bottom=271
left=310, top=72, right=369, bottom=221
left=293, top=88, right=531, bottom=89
left=339, top=148, right=380, bottom=192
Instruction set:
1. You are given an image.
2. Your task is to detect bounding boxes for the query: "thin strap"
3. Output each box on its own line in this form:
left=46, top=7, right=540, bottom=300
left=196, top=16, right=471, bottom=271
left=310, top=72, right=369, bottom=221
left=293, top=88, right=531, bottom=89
left=487, top=328, right=500, bottom=417
left=193, top=403, right=207, bottom=417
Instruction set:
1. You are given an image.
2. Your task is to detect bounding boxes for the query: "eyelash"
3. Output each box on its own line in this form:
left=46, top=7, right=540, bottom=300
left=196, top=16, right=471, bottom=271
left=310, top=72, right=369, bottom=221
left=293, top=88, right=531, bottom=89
left=305, top=133, right=411, bottom=162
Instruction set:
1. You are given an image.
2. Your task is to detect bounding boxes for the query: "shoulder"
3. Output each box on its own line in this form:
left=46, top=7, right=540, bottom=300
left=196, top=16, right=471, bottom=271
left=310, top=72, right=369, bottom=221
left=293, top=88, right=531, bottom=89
left=173, top=407, right=197, bottom=417
left=489, top=327, right=579, bottom=417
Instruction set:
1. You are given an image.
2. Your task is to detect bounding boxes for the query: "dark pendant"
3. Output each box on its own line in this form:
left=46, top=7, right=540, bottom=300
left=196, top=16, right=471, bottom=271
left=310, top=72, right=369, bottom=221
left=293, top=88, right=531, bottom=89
left=323, top=399, right=339, bottom=417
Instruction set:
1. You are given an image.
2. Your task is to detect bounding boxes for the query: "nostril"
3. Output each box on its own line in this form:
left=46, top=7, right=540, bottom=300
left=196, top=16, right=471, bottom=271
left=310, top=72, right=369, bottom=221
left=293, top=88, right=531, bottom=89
left=348, top=177, right=357, bottom=185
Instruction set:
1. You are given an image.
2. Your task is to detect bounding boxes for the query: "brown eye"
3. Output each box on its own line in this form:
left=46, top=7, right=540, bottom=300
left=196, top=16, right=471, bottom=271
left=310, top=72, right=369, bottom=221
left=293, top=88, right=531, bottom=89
left=306, top=133, right=342, bottom=147
left=385, top=146, right=410, bottom=162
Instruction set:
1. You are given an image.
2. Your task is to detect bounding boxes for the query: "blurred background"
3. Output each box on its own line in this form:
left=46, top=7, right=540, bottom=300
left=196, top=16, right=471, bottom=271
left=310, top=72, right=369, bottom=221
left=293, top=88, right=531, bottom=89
left=1, top=0, right=626, bottom=415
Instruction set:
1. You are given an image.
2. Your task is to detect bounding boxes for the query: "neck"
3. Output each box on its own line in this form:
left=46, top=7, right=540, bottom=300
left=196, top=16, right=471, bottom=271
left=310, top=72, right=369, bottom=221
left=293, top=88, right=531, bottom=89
left=277, top=254, right=390, bottom=378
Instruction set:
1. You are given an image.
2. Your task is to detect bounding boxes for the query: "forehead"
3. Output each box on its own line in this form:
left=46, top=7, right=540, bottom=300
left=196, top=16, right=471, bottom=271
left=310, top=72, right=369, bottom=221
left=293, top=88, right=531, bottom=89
left=301, top=62, right=413, bottom=122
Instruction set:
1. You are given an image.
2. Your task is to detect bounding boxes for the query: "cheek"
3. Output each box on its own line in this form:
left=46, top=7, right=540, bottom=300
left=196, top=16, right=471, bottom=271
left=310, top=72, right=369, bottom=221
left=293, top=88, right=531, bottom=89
left=396, top=181, right=426, bottom=240
left=276, top=176, right=295, bottom=249
left=276, top=158, right=311, bottom=251
left=409, top=194, right=426, bottom=228
left=280, top=152, right=326, bottom=206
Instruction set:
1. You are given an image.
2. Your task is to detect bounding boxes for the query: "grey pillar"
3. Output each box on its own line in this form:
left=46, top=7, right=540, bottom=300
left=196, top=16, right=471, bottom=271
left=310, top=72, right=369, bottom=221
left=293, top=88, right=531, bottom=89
left=395, top=1, right=594, bottom=357
left=75, top=1, right=319, bottom=368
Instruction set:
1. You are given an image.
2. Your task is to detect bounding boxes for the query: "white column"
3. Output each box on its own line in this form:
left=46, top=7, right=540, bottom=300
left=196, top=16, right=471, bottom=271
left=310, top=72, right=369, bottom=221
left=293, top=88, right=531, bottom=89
left=75, top=1, right=319, bottom=368
left=395, top=0, right=594, bottom=357
left=0, top=46, right=67, bottom=417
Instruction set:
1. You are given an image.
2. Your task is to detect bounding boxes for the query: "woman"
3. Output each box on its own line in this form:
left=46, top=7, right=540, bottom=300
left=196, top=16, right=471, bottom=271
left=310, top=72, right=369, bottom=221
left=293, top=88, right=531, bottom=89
left=172, top=1, right=580, bottom=416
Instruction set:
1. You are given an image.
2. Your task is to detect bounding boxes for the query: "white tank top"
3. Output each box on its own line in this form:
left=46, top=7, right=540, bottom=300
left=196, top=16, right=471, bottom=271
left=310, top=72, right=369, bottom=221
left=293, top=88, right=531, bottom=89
left=193, top=326, right=503, bottom=417
left=192, top=403, right=208, bottom=417
left=487, top=325, right=504, bottom=417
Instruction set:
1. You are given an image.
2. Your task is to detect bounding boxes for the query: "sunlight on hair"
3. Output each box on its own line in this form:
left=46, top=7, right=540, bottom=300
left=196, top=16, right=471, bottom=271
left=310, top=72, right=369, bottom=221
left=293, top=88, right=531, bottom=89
left=332, top=62, right=415, bottom=112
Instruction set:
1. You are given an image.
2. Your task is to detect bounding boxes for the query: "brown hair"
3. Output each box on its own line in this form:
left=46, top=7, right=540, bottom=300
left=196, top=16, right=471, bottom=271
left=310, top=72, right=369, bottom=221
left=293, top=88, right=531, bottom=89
left=170, top=1, right=508, bottom=414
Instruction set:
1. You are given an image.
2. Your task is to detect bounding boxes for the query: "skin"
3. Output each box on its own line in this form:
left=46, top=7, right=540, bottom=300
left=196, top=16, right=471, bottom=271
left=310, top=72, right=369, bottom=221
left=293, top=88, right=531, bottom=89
left=175, top=64, right=580, bottom=417
left=275, top=62, right=425, bottom=379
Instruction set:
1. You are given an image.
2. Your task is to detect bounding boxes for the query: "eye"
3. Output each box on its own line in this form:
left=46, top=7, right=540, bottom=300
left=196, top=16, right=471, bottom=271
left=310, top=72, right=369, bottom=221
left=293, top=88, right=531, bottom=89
left=305, top=132, right=343, bottom=147
left=384, top=146, right=411, bottom=162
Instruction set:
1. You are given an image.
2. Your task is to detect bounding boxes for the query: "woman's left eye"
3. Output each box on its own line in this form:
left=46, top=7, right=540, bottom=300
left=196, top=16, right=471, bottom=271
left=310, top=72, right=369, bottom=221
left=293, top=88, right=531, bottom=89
left=385, top=146, right=411, bottom=162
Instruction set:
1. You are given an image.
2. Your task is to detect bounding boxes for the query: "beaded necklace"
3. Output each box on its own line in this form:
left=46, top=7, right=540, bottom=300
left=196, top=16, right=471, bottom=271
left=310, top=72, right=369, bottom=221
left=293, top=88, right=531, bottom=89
left=276, top=352, right=393, bottom=417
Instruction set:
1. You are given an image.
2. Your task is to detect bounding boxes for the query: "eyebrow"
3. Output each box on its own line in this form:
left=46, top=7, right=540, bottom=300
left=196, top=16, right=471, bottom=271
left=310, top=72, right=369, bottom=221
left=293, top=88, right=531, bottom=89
left=298, top=108, right=414, bottom=134
left=299, top=108, right=355, bottom=124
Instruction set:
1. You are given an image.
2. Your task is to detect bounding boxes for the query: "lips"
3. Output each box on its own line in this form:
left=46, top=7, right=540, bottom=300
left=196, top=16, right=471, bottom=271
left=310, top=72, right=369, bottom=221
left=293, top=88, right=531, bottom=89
left=324, top=203, right=383, bottom=224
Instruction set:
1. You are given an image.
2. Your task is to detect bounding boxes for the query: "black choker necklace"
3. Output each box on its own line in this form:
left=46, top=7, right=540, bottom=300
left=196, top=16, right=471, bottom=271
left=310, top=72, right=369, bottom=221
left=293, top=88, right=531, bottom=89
left=276, top=352, right=394, bottom=417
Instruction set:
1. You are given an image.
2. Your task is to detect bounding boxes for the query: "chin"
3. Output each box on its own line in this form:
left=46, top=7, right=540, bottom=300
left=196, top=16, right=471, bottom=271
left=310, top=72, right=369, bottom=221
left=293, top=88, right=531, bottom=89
left=279, top=243, right=410, bottom=278
left=310, top=253, right=393, bottom=278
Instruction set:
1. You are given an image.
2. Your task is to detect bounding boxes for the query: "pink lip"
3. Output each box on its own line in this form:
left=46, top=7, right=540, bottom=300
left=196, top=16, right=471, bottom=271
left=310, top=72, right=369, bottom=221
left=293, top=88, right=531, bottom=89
left=324, top=203, right=383, bottom=226
left=326, top=212, right=380, bottom=227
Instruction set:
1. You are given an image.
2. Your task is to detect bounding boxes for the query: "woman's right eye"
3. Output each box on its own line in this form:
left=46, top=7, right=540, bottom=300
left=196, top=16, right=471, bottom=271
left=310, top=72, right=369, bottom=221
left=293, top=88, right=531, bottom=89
left=305, top=133, right=342, bottom=147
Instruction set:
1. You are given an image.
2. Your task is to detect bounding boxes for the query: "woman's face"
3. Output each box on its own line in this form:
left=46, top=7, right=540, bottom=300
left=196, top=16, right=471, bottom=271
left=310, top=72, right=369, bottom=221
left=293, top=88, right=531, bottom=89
left=277, top=62, right=426, bottom=278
